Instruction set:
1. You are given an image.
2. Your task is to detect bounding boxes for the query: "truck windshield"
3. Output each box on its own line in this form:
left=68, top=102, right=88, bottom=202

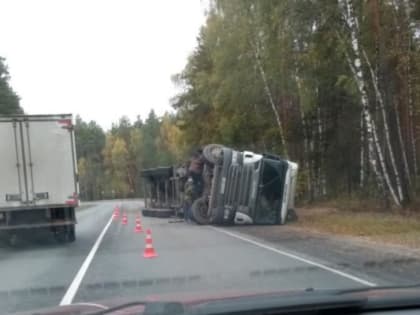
left=254, top=159, right=288, bottom=224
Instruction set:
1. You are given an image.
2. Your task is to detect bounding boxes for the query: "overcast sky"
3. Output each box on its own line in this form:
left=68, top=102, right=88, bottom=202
left=0, top=0, right=207, bottom=130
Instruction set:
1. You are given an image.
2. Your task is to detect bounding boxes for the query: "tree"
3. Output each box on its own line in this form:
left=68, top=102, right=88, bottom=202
left=159, top=113, right=188, bottom=162
left=172, top=0, right=420, bottom=207
left=96, top=110, right=181, bottom=199
left=74, top=116, right=106, bottom=200
left=140, top=110, right=161, bottom=168
left=0, top=57, right=23, bottom=115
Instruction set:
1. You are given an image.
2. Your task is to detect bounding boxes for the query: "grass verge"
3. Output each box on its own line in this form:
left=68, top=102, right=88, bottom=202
left=293, top=206, right=420, bottom=249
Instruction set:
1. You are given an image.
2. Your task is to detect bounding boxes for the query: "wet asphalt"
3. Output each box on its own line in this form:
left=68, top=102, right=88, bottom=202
left=0, top=200, right=411, bottom=314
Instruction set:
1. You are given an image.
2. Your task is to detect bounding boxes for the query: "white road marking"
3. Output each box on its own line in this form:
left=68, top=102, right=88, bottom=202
left=210, top=226, right=377, bottom=287
left=60, top=215, right=114, bottom=305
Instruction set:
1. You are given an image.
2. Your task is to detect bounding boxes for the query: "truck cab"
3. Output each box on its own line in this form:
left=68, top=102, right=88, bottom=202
left=206, top=146, right=298, bottom=225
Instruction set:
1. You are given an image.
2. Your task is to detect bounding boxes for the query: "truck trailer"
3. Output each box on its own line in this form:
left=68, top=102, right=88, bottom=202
left=141, top=144, right=298, bottom=225
left=0, top=114, right=79, bottom=244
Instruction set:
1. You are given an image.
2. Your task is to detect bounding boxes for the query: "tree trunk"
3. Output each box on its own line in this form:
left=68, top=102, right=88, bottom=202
left=295, top=76, right=312, bottom=200
left=309, top=121, right=317, bottom=199
left=360, top=111, right=366, bottom=188
left=402, top=0, right=418, bottom=181
left=303, top=114, right=312, bottom=200
left=252, top=103, right=269, bottom=153
left=362, top=49, right=405, bottom=203
left=251, top=39, right=288, bottom=158
left=393, top=95, right=412, bottom=190
left=339, top=0, right=401, bottom=207
left=344, top=51, right=389, bottom=201
left=317, top=104, right=327, bottom=196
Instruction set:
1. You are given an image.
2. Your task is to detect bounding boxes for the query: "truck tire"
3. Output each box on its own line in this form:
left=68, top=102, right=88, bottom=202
left=55, top=231, right=67, bottom=243
left=55, top=225, right=75, bottom=243
left=210, top=208, right=236, bottom=226
left=68, top=225, right=76, bottom=242
left=286, top=209, right=298, bottom=223
left=8, top=234, right=18, bottom=247
left=223, top=208, right=236, bottom=225
left=203, top=144, right=224, bottom=165
left=191, top=197, right=211, bottom=225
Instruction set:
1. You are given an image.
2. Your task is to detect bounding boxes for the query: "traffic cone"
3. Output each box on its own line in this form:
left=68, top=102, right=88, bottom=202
left=143, top=229, right=158, bottom=258
left=113, top=206, right=120, bottom=220
left=121, top=212, right=128, bottom=225
left=134, top=216, right=143, bottom=233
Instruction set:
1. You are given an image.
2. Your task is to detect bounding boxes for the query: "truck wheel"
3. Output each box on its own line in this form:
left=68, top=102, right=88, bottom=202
left=224, top=208, right=236, bottom=225
left=286, top=209, right=298, bottom=223
left=8, top=234, right=18, bottom=247
left=68, top=225, right=76, bottom=242
left=55, top=226, right=75, bottom=243
left=203, top=144, right=224, bottom=165
left=210, top=207, right=235, bottom=225
left=55, top=231, right=67, bottom=243
left=191, top=197, right=211, bottom=225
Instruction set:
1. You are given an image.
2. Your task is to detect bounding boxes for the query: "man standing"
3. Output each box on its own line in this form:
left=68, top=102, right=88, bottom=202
left=183, top=177, right=194, bottom=222
left=188, top=149, right=204, bottom=199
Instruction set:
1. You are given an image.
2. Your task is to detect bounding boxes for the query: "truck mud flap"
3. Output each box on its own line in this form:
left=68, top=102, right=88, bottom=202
left=142, top=208, right=175, bottom=218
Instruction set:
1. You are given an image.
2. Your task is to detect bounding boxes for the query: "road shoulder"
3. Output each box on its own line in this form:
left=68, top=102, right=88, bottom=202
left=226, top=224, right=420, bottom=286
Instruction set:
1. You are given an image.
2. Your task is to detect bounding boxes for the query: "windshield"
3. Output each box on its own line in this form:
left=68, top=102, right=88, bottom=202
left=1, top=0, right=420, bottom=314
left=254, top=159, right=288, bottom=224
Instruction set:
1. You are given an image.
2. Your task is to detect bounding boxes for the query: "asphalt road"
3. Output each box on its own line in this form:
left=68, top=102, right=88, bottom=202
left=0, top=200, right=382, bottom=314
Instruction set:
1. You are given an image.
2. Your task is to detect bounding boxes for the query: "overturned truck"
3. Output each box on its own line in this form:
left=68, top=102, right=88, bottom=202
left=141, top=144, right=298, bottom=225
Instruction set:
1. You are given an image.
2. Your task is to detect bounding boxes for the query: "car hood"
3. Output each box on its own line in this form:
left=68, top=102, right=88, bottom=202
left=11, top=286, right=420, bottom=315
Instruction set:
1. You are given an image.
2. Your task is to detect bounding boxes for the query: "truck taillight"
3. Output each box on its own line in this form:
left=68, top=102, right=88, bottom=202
left=66, top=192, right=79, bottom=206
left=58, top=119, right=73, bottom=129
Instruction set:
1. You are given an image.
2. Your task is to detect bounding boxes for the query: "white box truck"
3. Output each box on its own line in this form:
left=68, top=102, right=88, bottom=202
left=0, top=114, right=79, bottom=243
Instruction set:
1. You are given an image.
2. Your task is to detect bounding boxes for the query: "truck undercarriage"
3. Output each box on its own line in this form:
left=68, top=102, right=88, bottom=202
left=141, top=144, right=298, bottom=225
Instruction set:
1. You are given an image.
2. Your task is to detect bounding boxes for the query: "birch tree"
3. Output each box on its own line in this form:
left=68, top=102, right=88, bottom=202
left=172, top=0, right=419, bottom=205
left=339, top=0, right=401, bottom=206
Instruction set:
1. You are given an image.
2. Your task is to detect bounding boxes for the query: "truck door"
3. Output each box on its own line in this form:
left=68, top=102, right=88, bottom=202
left=0, top=119, right=27, bottom=208
left=20, top=118, right=77, bottom=206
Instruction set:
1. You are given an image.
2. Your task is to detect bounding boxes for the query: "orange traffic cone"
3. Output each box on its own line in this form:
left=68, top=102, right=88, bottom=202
left=143, top=229, right=158, bottom=258
left=113, top=206, right=120, bottom=220
left=121, top=212, right=128, bottom=225
left=134, top=216, right=143, bottom=233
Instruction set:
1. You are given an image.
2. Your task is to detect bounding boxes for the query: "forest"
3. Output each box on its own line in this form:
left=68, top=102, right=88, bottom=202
left=173, top=0, right=420, bottom=208
left=1, top=0, right=419, bottom=208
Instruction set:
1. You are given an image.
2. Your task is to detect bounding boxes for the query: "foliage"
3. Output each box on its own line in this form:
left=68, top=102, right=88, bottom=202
left=74, top=116, right=106, bottom=200
left=172, top=0, right=420, bottom=206
left=76, top=111, right=182, bottom=200
left=75, top=0, right=420, bottom=206
left=0, top=57, right=23, bottom=115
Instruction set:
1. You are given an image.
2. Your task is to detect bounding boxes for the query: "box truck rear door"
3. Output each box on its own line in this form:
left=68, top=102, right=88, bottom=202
left=0, top=119, right=27, bottom=207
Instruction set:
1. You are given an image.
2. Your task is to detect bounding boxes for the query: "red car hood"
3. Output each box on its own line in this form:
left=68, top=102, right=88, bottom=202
left=12, top=289, right=289, bottom=315
left=12, top=286, right=420, bottom=315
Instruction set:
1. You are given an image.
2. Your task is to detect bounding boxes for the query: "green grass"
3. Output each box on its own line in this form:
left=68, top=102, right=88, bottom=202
left=294, top=207, right=420, bottom=249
